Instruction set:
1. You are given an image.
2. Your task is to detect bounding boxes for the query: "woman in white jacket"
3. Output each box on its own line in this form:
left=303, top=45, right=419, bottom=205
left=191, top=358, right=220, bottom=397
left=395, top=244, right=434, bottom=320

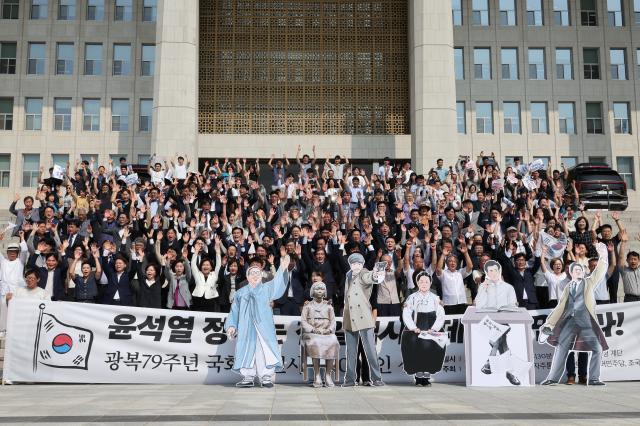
left=191, top=237, right=222, bottom=312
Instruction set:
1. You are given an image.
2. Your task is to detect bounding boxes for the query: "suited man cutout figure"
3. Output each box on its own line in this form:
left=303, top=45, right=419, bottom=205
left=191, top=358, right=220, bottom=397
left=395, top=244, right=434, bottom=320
left=341, top=253, right=385, bottom=387
left=540, top=242, right=609, bottom=386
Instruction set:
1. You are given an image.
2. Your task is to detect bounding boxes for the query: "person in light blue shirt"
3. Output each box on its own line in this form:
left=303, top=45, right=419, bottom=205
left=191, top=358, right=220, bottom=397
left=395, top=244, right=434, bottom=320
left=434, top=159, right=448, bottom=182
left=225, top=254, right=291, bottom=388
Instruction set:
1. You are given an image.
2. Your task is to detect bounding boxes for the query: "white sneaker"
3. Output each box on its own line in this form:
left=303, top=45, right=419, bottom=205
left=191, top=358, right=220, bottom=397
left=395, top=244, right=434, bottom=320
left=325, top=374, right=335, bottom=387
left=261, top=375, right=274, bottom=388
left=235, top=376, right=255, bottom=387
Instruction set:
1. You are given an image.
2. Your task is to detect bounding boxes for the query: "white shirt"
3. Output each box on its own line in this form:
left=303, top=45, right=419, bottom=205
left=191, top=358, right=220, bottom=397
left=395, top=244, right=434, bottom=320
left=114, top=272, right=123, bottom=300
left=437, top=267, right=471, bottom=305
left=44, top=270, right=55, bottom=298
left=475, top=280, right=518, bottom=311
left=0, top=249, right=27, bottom=296
left=174, top=163, right=187, bottom=179
left=150, top=169, right=165, bottom=184
left=593, top=273, right=609, bottom=301
left=544, top=271, right=569, bottom=301
left=14, top=286, right=50, bottom=300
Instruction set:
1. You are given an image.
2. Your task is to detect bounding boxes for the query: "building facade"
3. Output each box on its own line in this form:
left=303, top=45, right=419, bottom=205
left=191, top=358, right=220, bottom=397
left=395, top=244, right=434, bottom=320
left=0, top=0, right=638, bottom=207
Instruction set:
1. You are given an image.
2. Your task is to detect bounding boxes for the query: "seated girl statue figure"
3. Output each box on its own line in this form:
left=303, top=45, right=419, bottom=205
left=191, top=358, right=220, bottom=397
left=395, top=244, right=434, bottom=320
left=301, top=282, right=340, bottom=387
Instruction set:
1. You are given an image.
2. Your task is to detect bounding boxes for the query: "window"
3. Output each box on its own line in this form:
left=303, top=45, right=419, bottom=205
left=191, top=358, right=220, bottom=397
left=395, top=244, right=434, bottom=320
left=51, top=154, right=68, bottom=168
left=583, top=48, right=600, bottom=79
left=1, top=0, right=19, bottom=19
left=31, top=0, right=48, bottom=19
left=55, top=42, right=74, bottom=75
left=581, top=0, right=598, bottom=25
left=22, top=154, right=39, bottom=187
left=0, top=154, right=9, bottom=187
left=635, top=0, right=640, bottom=24
left=527, top=0, right=544, bottom=25
left=503, top=102, right=521, bottom=133
left=528, top=48, right=545, bottom=80
left=613, top=102, right=631, bottom=134
left=607, top=0, right=623, bottom=26
left=113, top=44, right=131, bottom=76
left=0, top=98, right=13, bottom=130
left=142, top=0, right=156, bottom=22
left=499, top=0, right=517, bottom=25
left=561, top=156, right=578, bottom=168
left=533, top=156, right=551, bottom=168
left=58, top=0, right=75, bottom=20
left=474, top=48, right=491, bottom=80
left=617, top=157, right=635, bottom=189
left=452, top=0, right=462, bottom=25
left=554, top=0, right=571, bottom=25
left=504, top=156, right=523, bottom=167
left=531, top=102, right=548, bottom=133
left=86, top=0, right=103, bottom=20
left=54, top=98, right=72, bottom=131
left=138, top=154, right=151, bottom=164
left=558, top=102, right=576, bottom=134
left=476, top=102, right=493, bottom=133
left=25, top=98, right=43, bottom=130
left=610, top=49, right=627, bottom=80
left=114, top=0, right=132, bottom=21
left=556, top=48, right=573, bottom=79
left=472, top=0, right=489, bottom=26
left=0, top=42, right=16, bottom=74
left=141, top=44, right=155, bottom=76
left=111, top=99, right=129, bottom=132
left=501, top=48, right=518, bottom=80
left=456, top=101, right=466, bottom=134
left=82, top=98, right=100, bottom=131
left=139, top=99, right=152, bottom=132
left=27, top=43, right=46, bottom=75
left=586, top=102, right=603, bottom=134
left=80, top=154, right=96, bottom=166
left=110, top=154, right=127, bottom=165
left=454, top=48, right=464, bottom=80
left=84, top=43, right=102, bottom=75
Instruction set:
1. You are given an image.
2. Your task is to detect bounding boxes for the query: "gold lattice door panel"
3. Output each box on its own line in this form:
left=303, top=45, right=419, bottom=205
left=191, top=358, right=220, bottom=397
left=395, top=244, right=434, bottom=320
left=199, top=0, right=409, bottom=135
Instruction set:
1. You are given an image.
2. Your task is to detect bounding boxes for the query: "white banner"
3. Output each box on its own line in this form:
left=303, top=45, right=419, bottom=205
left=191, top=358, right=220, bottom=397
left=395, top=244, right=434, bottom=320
left=3, top=299, right=639, bottom=384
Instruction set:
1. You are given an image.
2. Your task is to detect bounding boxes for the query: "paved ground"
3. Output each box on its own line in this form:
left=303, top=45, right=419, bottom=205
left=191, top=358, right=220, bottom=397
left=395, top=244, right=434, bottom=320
left=0, top=382, right=639, bottom=425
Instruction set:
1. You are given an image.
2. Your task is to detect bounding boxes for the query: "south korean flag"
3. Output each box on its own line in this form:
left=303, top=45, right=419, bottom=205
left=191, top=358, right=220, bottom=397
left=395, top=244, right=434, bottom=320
left=33, top=305, right=93, bottom=372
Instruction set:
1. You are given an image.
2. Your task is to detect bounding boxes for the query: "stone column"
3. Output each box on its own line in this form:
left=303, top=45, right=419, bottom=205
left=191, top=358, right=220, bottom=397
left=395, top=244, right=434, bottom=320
left=408, top=0, right=458, bottom=174
left=152, top=0, right=198, bottom=163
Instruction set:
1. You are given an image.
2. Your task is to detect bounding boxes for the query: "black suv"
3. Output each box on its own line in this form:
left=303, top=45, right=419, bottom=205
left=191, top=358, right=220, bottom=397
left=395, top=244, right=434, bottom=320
left=565, top=163, right=628, bottom=211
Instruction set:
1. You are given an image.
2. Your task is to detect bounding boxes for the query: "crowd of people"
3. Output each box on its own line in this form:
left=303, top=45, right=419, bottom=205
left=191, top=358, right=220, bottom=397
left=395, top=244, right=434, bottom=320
left=0, top=148, right=639, bottom=338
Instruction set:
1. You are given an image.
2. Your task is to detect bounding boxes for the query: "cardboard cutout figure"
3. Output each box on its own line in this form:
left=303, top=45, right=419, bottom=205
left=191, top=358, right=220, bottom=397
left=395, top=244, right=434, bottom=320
left=401, top=272, right=448, bottom=386
left=341, top=253, right=385, bottom=387
left=475, top=261, right=523, bottom=385
left=540, top=242, right=609, bottom=386
left=300, top=282, right=340, bottom=387
left=224, top=255, right=290, bottom=388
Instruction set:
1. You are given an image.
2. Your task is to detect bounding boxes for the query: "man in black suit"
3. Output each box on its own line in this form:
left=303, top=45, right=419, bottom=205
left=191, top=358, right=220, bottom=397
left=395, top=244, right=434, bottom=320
left=497, top=250, right=541, bottom=310
left=274, top=253, right=307, bottom=315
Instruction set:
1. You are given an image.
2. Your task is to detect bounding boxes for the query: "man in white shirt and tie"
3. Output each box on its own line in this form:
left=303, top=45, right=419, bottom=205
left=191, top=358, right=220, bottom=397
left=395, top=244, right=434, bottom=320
left=435, top=244, right=473, bottom=315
